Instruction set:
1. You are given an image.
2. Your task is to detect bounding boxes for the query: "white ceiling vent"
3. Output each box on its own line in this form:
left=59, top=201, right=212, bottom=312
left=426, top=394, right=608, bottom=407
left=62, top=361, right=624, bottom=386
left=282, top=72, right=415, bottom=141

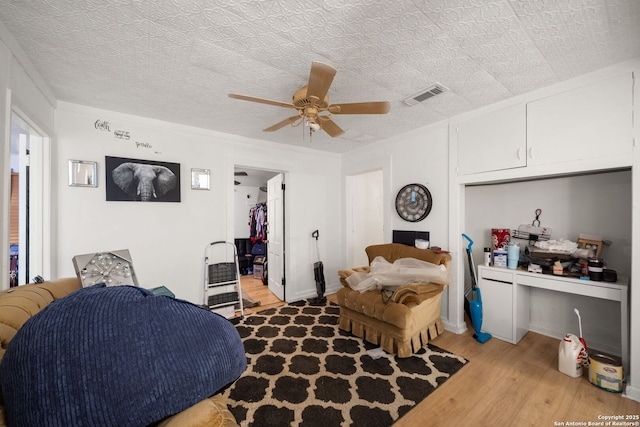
left=403, top=83, right=448, bottom=106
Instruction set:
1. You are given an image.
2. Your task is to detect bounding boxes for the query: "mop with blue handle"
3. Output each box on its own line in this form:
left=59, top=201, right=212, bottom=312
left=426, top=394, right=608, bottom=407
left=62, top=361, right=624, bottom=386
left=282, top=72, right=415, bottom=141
left=462, top=233, right=492, bottom=343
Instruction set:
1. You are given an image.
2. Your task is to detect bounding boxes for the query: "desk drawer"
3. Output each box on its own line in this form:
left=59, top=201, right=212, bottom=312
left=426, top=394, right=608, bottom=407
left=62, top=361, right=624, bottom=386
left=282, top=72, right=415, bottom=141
left=479, top=267, right=514, bottom=284
left=517, top=274, right=621, bottom=301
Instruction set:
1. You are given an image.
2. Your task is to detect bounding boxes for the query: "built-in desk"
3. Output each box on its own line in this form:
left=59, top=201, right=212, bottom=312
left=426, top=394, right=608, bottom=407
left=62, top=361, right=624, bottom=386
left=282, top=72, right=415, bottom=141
left=477, top=265, right=629, bottom=373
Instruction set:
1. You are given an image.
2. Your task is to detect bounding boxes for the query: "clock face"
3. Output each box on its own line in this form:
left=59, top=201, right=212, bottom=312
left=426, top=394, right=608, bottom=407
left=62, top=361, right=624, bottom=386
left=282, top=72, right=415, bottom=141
left=395, top=183, right=432, bottom=222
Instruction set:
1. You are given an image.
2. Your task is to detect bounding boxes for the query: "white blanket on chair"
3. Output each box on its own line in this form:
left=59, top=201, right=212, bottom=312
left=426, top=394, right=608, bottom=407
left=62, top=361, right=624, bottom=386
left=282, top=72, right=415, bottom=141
left=345, top=256, right=450, bottom=293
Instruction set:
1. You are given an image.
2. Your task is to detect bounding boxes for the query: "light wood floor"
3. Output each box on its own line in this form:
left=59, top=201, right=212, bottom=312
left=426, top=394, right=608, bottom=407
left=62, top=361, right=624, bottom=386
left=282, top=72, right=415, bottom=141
left=239, top=278, right=640, bottom=426
left=238, top=274, right=284, bottom=315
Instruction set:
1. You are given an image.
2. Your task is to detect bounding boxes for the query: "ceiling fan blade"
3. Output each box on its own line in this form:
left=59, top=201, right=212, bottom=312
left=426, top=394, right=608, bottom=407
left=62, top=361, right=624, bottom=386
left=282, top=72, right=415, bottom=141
left=328, top=101, right=391, bottom=115
left=263, top=115, right=302, bottom=132
left=306, top=62, right=336, bottom=101
left=228, top=93, right=295, bottom=109
left=320, top=118, right=345, bottom=137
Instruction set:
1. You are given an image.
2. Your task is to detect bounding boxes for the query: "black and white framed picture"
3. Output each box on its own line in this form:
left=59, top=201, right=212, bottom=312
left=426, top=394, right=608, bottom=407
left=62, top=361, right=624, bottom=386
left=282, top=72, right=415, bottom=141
left=105, top=156, right=181, bottom=202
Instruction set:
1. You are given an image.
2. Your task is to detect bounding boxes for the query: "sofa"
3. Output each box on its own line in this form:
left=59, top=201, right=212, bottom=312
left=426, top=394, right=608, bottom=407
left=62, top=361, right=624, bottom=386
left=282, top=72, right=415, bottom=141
left=337, top=243, right=451, bottom=358
left=0, top=278, right=240, bottom=427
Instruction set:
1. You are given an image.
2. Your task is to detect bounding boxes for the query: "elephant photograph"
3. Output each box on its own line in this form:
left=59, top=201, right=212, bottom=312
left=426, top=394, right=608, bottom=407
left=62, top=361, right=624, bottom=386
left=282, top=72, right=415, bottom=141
left=105, top=156, right=181, bottom=202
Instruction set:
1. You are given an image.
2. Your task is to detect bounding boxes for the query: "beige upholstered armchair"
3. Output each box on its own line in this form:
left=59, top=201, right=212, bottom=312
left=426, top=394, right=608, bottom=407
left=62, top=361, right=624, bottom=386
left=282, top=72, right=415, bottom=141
left=336, top=243, right=451, bottom=357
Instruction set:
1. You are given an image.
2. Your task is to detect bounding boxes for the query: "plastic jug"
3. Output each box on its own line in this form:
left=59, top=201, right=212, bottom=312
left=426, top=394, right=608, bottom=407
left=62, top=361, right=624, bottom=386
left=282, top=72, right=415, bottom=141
left=558, top=333, right=585, bottom=378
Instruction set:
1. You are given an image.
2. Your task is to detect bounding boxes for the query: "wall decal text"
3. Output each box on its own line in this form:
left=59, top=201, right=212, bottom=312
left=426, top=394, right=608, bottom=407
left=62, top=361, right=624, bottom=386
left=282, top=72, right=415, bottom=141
left=94, top=118, right=153, bottom=151
left=114, top=130, right=130, bottom=140
left=95, top=119, right=111, bottom=131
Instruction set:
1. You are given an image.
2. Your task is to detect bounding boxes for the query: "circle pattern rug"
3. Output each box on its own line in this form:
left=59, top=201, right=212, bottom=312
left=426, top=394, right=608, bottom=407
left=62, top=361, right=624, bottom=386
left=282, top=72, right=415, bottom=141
left=225, top=300, right=467, bottom=426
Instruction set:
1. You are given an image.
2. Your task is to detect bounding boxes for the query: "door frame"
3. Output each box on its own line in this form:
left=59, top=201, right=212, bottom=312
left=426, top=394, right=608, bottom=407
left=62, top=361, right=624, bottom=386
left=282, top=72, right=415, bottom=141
left=230, top=163, right=288, bottom=300
left=2, top=106, right=52, bottom=289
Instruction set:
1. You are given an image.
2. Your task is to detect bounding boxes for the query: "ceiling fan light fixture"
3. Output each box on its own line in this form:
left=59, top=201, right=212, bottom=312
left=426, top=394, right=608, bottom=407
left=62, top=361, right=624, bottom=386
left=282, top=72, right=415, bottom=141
left=304, top=116, right=321, bottom=132
left=403, top=83, right=448, bottom=106
left=228, top=61, right=390, bottom=139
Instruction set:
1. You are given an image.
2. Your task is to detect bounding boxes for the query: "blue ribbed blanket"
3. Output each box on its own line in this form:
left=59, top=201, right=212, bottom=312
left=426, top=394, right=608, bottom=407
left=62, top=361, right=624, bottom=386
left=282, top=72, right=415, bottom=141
left=0, top=285, right=246, bottom=427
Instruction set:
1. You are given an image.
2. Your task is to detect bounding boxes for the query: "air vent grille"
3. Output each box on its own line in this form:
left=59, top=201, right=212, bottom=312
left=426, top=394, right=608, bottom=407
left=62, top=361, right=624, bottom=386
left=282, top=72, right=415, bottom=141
left=404, top=83, right=448, bottom=106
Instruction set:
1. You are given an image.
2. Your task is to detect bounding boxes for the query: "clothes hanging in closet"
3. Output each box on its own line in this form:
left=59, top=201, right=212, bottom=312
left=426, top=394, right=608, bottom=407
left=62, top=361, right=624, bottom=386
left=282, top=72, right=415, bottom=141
left=249, top=203, right=267, bottom=243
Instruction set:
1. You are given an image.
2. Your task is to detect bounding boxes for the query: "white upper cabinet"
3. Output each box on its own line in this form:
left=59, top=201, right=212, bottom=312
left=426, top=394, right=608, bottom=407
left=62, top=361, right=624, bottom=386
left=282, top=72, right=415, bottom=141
left=456, top=103, right=526, bottom=175
left=526, top=73, right=633, bottom=167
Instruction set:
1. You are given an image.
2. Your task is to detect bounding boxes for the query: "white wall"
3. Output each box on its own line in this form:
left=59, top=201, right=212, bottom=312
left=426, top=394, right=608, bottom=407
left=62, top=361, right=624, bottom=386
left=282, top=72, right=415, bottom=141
left=342, top=122, right=452, bottom=319
left=343, top=123, right=450, bottom=249
left=388, top=125, right=450, bottom=249
left=54, top=102, right=342, bottom=304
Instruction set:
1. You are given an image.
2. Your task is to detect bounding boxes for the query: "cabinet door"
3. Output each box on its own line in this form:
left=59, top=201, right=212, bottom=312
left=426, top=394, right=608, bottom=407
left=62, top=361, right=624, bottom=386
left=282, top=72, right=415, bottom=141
left=527, top=73, right=633, bottom=166
left=478, top=278, right=513, bottom=343
left=456, top=103, right=526, bottom=175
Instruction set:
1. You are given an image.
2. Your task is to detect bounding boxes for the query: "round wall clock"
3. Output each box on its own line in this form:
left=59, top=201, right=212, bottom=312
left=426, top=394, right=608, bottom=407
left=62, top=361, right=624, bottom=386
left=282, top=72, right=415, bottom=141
left=395, top=183, right=432, bottom=222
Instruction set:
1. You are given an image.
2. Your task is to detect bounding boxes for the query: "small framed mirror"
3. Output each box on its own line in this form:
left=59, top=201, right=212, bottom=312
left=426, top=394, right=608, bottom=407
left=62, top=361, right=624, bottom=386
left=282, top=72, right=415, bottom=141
left=68, top=160, right=97, bottom=187
left=191, top=168, right=210, bottom=190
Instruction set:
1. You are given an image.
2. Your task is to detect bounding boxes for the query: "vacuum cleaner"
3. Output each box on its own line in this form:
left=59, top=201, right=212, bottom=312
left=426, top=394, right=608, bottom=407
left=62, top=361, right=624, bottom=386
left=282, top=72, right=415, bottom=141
left=308, top=229, right=326, bottom=306
left=462, top=233, right=492, bottom=344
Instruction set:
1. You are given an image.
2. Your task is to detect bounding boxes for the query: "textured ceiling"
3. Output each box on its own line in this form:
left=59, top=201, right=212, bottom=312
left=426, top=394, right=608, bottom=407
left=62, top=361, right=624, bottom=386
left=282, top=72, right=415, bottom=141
left=1, top=0, right=639, bottom=153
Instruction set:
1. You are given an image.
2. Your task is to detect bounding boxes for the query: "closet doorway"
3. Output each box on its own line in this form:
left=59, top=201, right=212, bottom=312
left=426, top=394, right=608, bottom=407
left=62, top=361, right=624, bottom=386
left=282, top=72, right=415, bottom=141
left=233, top=166, right=283, bottom=309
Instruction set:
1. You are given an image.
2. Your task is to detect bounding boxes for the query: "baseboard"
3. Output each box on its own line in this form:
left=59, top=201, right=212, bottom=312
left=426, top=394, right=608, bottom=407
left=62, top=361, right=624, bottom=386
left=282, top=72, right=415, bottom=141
left=623, top=384, right=640, bottom=402
left=528, top=323, right=621, bottom=358
left=285, top=283, right=341, bottom=304
left=324, top=283, right=342, bottom=296
left=443, top=318, right=468, bottom=334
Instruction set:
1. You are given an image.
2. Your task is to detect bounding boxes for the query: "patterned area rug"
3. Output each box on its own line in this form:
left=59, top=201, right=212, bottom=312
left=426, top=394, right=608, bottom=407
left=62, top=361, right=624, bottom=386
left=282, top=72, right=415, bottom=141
left=225, top=300, right=467, bottom=427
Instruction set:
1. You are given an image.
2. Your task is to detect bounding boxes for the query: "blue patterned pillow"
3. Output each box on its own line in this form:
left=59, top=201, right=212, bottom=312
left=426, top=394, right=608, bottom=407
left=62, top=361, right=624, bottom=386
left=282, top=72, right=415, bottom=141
left=0, top=285, right=246, bottom=426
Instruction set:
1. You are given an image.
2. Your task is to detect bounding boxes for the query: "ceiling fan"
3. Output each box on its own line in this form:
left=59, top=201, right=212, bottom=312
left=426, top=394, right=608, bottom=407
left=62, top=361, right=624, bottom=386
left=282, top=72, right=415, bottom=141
left=228, top=61, right=391, bottom=137
left=234, top=170, right=247, bottom=185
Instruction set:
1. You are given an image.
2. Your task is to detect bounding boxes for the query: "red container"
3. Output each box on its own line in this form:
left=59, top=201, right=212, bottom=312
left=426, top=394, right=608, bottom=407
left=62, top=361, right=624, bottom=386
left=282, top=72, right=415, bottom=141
left=491, top=228, right=511, bottom=251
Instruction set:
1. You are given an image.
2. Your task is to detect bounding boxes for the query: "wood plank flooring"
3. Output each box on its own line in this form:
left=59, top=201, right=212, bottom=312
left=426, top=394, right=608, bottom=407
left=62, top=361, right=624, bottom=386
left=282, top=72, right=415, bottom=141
left=238, top=274, right=284, bottom=315
left=239, top=279, right=640, bottom=426
left=394, top=322, right=640, bottom=426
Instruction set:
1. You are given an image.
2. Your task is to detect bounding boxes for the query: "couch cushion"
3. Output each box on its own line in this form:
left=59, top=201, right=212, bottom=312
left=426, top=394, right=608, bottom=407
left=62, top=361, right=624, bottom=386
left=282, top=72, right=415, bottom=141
left=34, top=277, right=82, bottom=300
left=365, top=243, right=450, bottom=268
left=0, top=285, right=246, bottom=427
left=0, top=283, right=64, bottom=361
left=157, top=394, right=237, bottom=427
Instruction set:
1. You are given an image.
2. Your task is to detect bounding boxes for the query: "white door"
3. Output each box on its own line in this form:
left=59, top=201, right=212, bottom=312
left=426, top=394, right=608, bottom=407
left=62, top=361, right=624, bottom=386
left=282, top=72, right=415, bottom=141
left=346, top=170, right=383, bottom=267
left=267, top=173, right=285, bottom=300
